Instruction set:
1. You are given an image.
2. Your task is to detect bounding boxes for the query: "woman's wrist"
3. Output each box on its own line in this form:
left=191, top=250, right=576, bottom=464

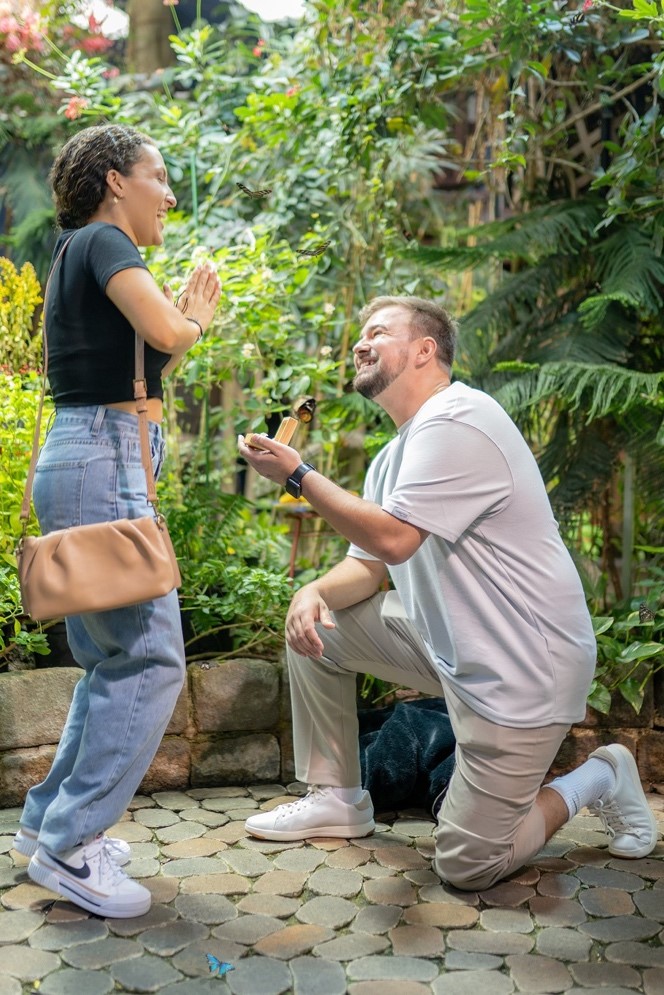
left=186, top=317, right=204, bottom=342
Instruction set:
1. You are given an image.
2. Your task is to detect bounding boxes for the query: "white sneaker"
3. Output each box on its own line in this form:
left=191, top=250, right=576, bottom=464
left=28, top=837, right=151, bottom=918
left=245, top=786, right=375, bottom=841
left=588, top=744, right=658, bottom=858
left=14, top=827, right=131, bottom=866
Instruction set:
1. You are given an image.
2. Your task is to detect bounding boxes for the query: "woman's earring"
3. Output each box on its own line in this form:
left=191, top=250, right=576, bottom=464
left=113, top=195, right=119, bottom=205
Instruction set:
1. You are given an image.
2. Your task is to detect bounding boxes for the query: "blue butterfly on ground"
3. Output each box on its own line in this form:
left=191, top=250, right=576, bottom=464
left=206, top=953, right=235, bottom=976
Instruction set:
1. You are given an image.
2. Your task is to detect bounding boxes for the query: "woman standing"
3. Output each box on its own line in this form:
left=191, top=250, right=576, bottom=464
left=13, top=124, right=221, bottom=918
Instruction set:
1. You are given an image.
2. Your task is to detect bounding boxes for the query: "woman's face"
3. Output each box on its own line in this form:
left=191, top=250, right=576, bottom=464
left=119, top=144, right=177, bottom=247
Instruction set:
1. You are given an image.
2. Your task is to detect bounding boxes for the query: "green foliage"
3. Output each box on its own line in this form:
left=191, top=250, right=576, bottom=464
left=0, top=373, right=52, bottom=666
left=589, top=605, right=664, bottom=714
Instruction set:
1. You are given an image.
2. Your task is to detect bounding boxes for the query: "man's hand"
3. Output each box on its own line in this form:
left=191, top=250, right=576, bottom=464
left=237, top=434, right=302, bottom=487
left=286, top=587, right=336, bottom=658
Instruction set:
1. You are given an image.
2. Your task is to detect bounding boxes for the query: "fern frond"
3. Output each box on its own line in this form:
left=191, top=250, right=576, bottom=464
left=495, top=363, right=664, bottom=423
left=578, top=227, right=664, bottom=329
left=411, top=200, right=602, bottom=270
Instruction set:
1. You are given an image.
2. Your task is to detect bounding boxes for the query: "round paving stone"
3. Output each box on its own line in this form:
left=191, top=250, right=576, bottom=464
left=312, top=933, right=389, bottom=960
left=221, top=850, right=271, bottom=877
left=252, top=870, right=307, bottom=896
left=403, top=903, right=478, bottom=928
left=290, top=954, right=347, bottom=995
left=28, top=918, right=108, bottom=950
left=506, top=953, right=571, bottom=993
left=418, top=884, right=479, bottom=906
left=575, top=865, right=645, bottom=891
left=351, top=984, right=433, bottom=995
left=174, top=894, right=238, bottom=925
left=39, top=968, right=114, bottom=995
left=180, top=809, right=229, bottom=828
left=446, top=929, right=533, bottom=955
left=225, top=954, right=291, bottom=995
left=296, top=896, right=359, bottom=928
left=181, top=873, right=250, bottom=896
left=247, top=785, right=287, bottom=801
left=162, top=839, right=227, bottom=859
left=347, top=955, right=438, bottom=982
left=153, top=791, right=196, bottom=810
left=363, top=876, right=417, bottom=906
left=444, top=950, right=503, bottom=970
left=605, top=940, right=664, bottom=967
left=579, top=886, right=635, bottom=917
left=213, top=915, right=284, bottom=945
left=644, top=968, right=664, bottom=995
left=107, top=902, right=178, bottom=936
left=536, top=872, right=579, bottom=898
left=61, top=936, right=143, bottom=970
left=112, top=954, right=184, bottom=991
left=528, top=896, right=587, bottom=927
left=273, top=849, right=327, bottom=873
left=480, top=908, right=534, bottom=933
left=0, top=909, right=44, bottom=943
left=579, top=914, right=660, bottom=942
left=570, top=963, right=641, bottom=989
left=236, top=894, right=301, bottom=919
left=134, top=808, right=181, bottom=828
left=391, top=819, right=435, bottom=837
left=163, top=857, right=227, bottom=878
left=432, top=970, right=514, bottom=994
left=535, top=926, right=592, bottom=961
left=157, top=822, right=208, bottom=845
left=254, top=923, right=335, bottom=959
left=0, top=975, right=22, bottom=995
left=140, top=920, right=209, bottom=955
left=308, top=867, right=363, bottom=898
left=374, top=847, right=428, bottom=871
left=351, top=905, right=402, bottom=934
left=388, top=924, right=445, bottom=958
left=325, top=846, right=370, bottom=869
left=0, top=943, right=60, bottom=980
left=479, top=882, right=535, bottom=906
left=171, top=939, right=244, bottom=978
left=634, top=889, right=664, bottom=921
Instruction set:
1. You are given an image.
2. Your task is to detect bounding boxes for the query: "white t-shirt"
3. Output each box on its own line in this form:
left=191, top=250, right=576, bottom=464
left=347, top=382, right=596, bottom=727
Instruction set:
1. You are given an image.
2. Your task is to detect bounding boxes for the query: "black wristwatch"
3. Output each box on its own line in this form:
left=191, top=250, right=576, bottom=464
left=285, top=462, right=316, bottom=499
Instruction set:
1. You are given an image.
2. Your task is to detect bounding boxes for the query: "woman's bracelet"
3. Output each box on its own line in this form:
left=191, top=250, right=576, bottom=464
left=186, top=317, right=204, bottom=342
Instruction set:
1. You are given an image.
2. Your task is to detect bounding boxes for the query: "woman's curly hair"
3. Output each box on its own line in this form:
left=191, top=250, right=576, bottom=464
left=50, top=124, right=156, bottom=229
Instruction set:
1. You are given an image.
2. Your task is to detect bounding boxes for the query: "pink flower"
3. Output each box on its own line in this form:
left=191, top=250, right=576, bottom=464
left=102, top=66, right=120, bottom=79
left=163, top=0, right=179, bottom=5
left=64, top=96, right=89, bottom=120
left=252, top=38, right=266, bottom=56
left=286, top=85, right=299, bottom=97
left=582, top=0, right=593, bottom=9
left=80, top=34, right=112, bottom=53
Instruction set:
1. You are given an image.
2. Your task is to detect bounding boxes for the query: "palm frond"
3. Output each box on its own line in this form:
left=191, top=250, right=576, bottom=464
left=495, top=362, right=664, bottom=423
left=578, top=227, right=664, bottom=329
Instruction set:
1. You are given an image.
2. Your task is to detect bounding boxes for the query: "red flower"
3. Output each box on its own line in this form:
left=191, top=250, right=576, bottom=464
left=252, top=38, right=266, bottom=57
left=64, top=96, right=89, bottom=120
left=582, top=0, right=593, bottom=9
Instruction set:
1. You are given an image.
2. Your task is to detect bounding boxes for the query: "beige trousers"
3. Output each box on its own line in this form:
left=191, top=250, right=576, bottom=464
left=288, top=592, right=570, bottom=891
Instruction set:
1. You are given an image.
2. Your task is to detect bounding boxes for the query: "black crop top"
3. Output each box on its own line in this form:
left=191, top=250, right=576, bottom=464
left=45, top=222, right=170, bottom=406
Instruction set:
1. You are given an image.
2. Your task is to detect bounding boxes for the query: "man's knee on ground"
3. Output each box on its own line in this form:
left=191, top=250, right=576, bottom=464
left=434, top=826, right=513, bottom=892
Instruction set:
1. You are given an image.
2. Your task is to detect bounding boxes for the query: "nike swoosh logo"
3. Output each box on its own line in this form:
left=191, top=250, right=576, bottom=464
left=50, top=854, right=92, bottom=879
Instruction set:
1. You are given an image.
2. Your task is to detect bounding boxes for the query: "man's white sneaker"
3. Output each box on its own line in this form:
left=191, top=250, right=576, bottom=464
left=28, top=837, right=151, bottom=918
left=14, top=827, right=131, bottom=866
left=245, top=786, right=375, bottom=842
left=587, top=744, right=658, bottom=859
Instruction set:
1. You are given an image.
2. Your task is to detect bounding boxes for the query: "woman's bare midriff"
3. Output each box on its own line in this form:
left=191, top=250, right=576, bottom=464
left=105, top=398, right=164, bottom=423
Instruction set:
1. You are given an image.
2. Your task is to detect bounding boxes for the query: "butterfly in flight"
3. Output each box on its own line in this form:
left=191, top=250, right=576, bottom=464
left=639, top=603, right=656, bottom=623
left=296, top=239, right=331, bottom=258
left=570, top=11, right=585, bottom=24
left=236, top=181, right=272, bottom=199
left=206, top=953, right=235, bottom=976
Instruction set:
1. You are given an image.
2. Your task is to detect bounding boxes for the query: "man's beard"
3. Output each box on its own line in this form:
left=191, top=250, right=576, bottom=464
left=353, top=350, right=408, bottom=399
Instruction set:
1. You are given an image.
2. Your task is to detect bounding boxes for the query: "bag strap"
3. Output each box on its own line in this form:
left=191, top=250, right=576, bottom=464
left=20, top=233, right=160, bottom=531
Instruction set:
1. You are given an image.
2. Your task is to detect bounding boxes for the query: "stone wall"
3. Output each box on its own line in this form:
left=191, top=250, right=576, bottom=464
left=1, top=662, right=662, bottom=808
left=0, top=657, right=296, bottom=808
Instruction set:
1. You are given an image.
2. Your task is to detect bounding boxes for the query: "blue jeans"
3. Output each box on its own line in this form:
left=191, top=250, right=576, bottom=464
left=21, top=406, right=186, bottom=853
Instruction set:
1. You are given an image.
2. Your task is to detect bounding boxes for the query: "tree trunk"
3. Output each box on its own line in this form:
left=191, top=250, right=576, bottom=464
left=127, top=0, right=175, bottom=74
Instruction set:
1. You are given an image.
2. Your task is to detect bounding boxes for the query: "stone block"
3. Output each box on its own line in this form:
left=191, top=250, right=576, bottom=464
left=191, top=734, right=280, bottom=785
left=190, top=658, right=279, bottom=733
left=637, top=730, right=664, bottom=786
left=139, top=737, right=191, bottom=794
left=0, top=745, right=57, bottom=807
left=0, top=669, right=81, bottom=751
left=165, top=679, right=190, bottom=736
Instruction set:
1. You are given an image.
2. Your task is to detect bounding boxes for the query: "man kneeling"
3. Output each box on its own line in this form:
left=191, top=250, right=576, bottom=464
left=238, top=296, right=657, bottom=891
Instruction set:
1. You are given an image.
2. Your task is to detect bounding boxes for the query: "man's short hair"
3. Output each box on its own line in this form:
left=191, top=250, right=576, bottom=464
left=358, top=296, right=457, bottom=369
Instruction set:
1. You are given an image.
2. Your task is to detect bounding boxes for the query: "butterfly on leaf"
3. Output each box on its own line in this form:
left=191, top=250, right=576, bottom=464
left=570, top=11, right=585, bottom=24
left=206, top=953, right=235, bottom=976
left=639, top=603, right=656, bottom=623
left=296, top=239, right=331, bottom=258
left=236, top=181, right=272, bottom=199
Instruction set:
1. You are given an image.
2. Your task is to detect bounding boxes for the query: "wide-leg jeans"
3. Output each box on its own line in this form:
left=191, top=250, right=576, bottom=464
left=20, top=406, right=186, bottom=854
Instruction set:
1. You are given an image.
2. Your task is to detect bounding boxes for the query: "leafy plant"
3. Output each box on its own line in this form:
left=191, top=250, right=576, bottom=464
left=589, top=604, right=664, bottom=714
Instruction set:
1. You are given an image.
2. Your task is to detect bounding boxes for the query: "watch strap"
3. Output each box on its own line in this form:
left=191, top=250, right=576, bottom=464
left=285, top=462, right=316, bottom=498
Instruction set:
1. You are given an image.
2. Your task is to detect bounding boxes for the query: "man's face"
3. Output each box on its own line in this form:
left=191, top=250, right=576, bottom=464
left=352, top=306, right=414, bottom=399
